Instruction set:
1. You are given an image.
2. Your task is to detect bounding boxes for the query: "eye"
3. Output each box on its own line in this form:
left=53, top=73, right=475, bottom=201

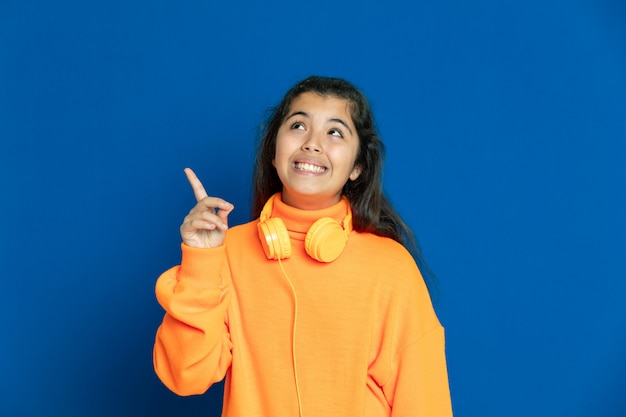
left=291, top=121, right=305, bottom=130
left=328, top=128, right=343, bottom=138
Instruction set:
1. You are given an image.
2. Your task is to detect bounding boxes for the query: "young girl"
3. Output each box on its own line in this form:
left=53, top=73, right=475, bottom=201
left=154, top=76, right=453, bottom=416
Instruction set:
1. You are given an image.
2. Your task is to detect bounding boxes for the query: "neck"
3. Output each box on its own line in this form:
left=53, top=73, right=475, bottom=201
left=269, top=193, right=351, bottom=237
left=280, top=191, right=341, bottom=211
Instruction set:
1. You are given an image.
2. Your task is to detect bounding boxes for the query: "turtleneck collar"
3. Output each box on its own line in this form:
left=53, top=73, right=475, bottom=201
left=270, top=193, right=351, bottom=238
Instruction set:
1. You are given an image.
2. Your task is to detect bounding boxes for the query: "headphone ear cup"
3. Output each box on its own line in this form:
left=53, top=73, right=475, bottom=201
left=258, top=217, right=292, bottom=260
left=305, top=218, right=348, bottom=263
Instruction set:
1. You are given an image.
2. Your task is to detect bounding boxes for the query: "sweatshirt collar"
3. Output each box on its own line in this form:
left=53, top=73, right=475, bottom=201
left=271, top=193, right=351, bottom=236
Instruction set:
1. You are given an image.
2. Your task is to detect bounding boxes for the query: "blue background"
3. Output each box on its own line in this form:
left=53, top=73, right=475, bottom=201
left=1, top=0, right=625, bottom=416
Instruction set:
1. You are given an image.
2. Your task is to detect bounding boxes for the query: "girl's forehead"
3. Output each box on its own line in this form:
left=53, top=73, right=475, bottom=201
left=286, top=93, right=355, bottom=120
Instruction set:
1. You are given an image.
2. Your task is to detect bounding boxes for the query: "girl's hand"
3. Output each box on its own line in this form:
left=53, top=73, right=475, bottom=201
left=180, top=168, right=234, bottom=248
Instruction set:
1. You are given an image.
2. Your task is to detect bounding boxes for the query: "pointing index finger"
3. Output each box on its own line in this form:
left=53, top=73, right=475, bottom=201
left=184, top=168, right=208, bottom=202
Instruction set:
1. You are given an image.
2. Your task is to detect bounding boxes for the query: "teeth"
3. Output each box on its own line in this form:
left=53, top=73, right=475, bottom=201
left=295, top=162, right=326, bottom=173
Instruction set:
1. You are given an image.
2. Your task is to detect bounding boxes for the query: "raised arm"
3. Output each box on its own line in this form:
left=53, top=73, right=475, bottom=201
left=153, top=168, right=235, bottom=395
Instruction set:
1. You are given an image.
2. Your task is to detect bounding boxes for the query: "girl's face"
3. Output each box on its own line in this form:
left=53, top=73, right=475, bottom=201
left=273, top=92, right=362, bottom=210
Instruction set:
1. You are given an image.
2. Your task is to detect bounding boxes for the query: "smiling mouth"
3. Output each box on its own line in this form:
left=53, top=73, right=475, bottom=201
left=294, top=162, right=327, bottom=174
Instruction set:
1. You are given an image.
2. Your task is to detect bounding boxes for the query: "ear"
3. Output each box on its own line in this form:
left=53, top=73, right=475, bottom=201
left=349, top=165, right=362, bottom=181
left=271, top=158, right=276, bottom=168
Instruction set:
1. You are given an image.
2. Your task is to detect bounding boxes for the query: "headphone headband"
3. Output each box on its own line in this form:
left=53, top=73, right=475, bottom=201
left=257, top=193, right=352, bottom=262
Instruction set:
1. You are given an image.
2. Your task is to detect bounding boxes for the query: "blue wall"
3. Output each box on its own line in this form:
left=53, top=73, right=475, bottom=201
left=1, top=1, right=625, bottom=416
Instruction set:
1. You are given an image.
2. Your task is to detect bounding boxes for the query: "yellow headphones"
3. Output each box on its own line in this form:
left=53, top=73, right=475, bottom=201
left=257, top=194, right=353, bottom=263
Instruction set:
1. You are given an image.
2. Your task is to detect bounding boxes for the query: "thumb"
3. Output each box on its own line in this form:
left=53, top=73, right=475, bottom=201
left=217, top=204, right=234, bottom=226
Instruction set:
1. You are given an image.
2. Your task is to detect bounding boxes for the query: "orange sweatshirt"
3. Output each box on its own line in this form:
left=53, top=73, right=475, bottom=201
left=154, top=196, right=452, bottom=416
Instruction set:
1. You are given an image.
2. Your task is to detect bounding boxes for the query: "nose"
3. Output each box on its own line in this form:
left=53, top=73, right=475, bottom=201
left=301, top=131, right=322, bottom=153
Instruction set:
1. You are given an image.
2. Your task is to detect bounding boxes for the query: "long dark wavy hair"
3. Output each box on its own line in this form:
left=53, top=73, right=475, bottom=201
left=251, top=75, right=436, bottom=292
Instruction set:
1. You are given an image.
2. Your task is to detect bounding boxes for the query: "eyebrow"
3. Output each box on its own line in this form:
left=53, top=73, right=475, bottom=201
left=286, top=111, right=354, bottom=135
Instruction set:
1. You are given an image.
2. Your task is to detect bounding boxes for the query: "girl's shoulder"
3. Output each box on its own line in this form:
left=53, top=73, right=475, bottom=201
left=223, top=219, right=260, bottom=245
left=347, top=231, right=420, bottom=278
left=346, top=231, right=429, bottom=297
left=350, top=230, right=412, bottom=259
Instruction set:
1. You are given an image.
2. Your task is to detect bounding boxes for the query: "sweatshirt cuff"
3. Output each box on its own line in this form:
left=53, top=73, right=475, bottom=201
left=179, top=243, right=225, bottom=288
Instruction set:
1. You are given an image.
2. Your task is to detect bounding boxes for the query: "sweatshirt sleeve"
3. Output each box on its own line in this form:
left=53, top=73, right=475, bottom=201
left=384, top=326, right=453, bottom=416
left=375, top=245, right=453, bottom=416
left=153, top=243, right=233, bottom=396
